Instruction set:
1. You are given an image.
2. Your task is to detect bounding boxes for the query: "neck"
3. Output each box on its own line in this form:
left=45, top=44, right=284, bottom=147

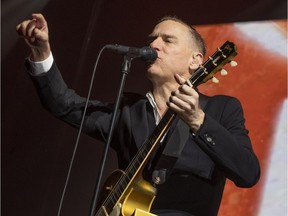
left=151, top=82, right=179, bottom=116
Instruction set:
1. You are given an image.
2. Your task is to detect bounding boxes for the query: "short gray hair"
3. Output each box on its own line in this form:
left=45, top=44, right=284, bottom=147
left=158, top=16, right=207, bottom=56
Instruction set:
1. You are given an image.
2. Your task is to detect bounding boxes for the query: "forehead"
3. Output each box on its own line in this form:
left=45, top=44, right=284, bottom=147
left=150, top=20, right=191, bottom=37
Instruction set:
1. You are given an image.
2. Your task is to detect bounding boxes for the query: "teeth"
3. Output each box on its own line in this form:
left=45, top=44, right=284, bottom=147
left=220, top=69, right=228, bottom=76
left=230, top=61, right=237, bottom=67
left=212, top=77, right=219, bottom=83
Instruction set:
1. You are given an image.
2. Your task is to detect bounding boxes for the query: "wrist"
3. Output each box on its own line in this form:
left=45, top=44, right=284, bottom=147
left=28, top=51, right=53, bottom=75
left=30, top=43, right=51, bottom=61
left=190, top=110, right=205, bottom=132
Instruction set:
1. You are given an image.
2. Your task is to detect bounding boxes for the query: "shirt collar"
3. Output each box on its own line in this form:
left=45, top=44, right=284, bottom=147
left=146, top=91, right=161, bottom=125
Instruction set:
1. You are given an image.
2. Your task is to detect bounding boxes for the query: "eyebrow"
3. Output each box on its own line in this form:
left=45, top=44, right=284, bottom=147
left=148, top=33, right=177, bottom=41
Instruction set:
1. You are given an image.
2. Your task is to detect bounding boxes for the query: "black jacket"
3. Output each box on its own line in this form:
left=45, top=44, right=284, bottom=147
left=30, top=62, right=260, bottom=216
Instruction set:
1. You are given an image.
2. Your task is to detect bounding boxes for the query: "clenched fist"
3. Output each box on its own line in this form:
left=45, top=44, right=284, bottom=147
left=16, top=13, right=50, bottom=61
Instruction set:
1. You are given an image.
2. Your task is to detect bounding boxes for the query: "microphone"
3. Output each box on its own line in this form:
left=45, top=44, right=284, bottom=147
left=105, top=44, right=157, bottom=63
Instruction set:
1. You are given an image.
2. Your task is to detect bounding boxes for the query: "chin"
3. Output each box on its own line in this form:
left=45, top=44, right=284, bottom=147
left=147, top=62, right=159, bottom=72
left=146, top=67, right=157, bottom=79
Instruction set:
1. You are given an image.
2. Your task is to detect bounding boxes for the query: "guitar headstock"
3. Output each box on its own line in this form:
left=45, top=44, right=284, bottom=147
left=190, top=41, right=238, bottom=87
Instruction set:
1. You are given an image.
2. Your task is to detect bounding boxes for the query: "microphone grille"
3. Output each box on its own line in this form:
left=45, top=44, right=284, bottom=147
left=141, top=47, right=158, bottom=63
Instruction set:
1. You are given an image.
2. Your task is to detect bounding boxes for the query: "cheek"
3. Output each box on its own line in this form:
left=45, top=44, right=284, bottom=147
left=166, top=54, right=190, bottom=70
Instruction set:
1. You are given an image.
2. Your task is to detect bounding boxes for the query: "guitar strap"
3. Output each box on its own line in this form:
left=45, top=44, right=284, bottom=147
left=151, top=93, right=210, bottom=185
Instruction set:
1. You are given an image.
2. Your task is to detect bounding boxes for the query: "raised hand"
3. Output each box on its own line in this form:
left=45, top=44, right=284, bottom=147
left=16, top=13, right=50, bottom=61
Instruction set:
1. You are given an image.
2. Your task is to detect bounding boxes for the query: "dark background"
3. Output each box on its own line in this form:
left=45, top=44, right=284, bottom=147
left=2, top=0, right=287, bottom=215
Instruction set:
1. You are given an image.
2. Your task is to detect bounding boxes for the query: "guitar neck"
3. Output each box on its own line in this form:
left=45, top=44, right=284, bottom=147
left=125, top=108, right=176, bottom=177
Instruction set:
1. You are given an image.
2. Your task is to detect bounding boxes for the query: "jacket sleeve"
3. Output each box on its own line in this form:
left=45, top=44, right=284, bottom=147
left=194, top=95, right=260, bottom=188
left=29, top=61, right=114, bottom=142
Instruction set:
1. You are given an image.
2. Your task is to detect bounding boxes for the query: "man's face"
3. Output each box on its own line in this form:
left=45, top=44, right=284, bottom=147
left=147, top=20, right=196, bottom=83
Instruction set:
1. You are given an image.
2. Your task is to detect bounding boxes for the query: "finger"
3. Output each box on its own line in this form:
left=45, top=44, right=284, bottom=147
left=174, top=73, right=186, bottom=85
left=175, top=73, right=193, bottom=87
left=185, top=79, right=193, bottom=87
left=171, top=88, right=199, bottom=109
left=172, top=89, right=190, bottom=102
left=16, top=20, right=31, bottom=36
left=169, top=95, right=191, bottom=111
left=175, top=85, right=197, bottom=103
left=31, top=13, right=47, bottom=30
left=167, top=101, right=185, bottom=113
left=26, top=19, right=37, bottom=38
left=178, top=84, right=193, bottom=95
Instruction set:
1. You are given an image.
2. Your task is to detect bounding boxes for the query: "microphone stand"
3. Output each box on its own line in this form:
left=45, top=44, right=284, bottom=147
left=89, top=54, right=134, bottom=216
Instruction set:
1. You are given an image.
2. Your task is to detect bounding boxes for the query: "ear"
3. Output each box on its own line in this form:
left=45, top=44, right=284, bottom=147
left=189, top=52, right=203, bottom=70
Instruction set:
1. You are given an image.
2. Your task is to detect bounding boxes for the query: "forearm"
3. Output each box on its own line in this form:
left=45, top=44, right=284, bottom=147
left=29, top=62, right=85, bottom=117
left=28, top=61, right=114, bottom=142
left=195, top=114, right=260, bottom=187
left=192, top=96, right=260, bottom=187
left=26, top=53, right=84, bottom=119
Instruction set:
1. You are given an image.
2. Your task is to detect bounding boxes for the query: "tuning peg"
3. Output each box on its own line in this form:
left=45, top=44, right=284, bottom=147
left=212, top=77, right=219, bottom=83
left=220, top=69, right=228, bottom=76
left=230, top=60, right=237, bottom=67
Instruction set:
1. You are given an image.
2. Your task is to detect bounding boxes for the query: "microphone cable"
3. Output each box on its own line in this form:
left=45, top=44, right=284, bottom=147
left=57, top=45, right=107, bottom=216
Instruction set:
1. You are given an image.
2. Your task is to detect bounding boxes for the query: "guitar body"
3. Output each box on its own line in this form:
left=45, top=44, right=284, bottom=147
left=99, top=169, right=157, bottom=216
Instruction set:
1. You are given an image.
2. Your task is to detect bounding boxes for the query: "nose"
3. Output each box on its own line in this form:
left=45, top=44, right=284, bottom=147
left=150, top=37, right=162, bottom=51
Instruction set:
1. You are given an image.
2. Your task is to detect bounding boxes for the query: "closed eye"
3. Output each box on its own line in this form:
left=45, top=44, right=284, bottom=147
left=147, top=34, right=177, bottom=45
left=163, top=35, right=177, bottom=44
left=147, top=35, right=157, bottom=44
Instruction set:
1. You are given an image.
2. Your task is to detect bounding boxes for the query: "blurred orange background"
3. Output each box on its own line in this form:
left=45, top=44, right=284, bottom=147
left=197, top=20, right=287, bottom=216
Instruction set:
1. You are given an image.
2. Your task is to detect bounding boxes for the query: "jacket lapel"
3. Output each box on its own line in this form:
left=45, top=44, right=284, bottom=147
left=130, top=100, right=155, bottom=149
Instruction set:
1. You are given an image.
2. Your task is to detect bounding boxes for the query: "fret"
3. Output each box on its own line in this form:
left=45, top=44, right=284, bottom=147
left=129, top=161, right=138, bottom=173
left=99, top=210, right=105, bottom=216
left=141, top=147, right=149, bottom=156
left=147, top=136, right=156, bottom=146
left=113, top=185, right=121, bottom=195
left=97, top=207, right=109, bottom=216
left=126, top=172, right=133, bottom=181
left=116, top=181, right=127, bottom=192
left=111, top=194, right=118, bottom=204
